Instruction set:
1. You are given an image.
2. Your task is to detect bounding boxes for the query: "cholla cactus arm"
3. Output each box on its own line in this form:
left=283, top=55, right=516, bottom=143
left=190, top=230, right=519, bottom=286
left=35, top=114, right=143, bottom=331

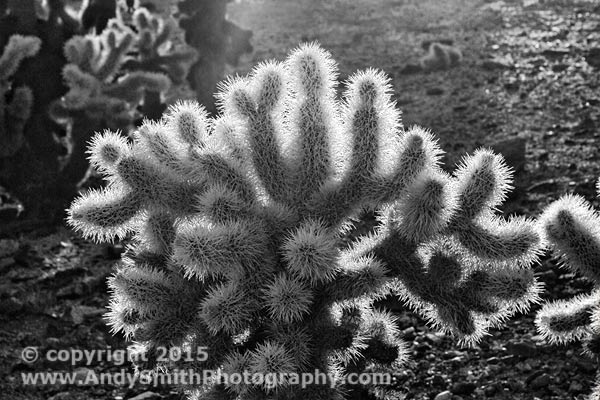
left=0, top=35, right=41, bottom=81
left=95, top=29, right=135, bottom=81
left=0, top=34, right=41, bottom=157
left=68, top=43, right=543, bottom=398
left=217, top=66, right=290, bottom=205
left=341, top=149, right=542, bottom=343
left=535, top=191, right=600, bottom=344
left=447, top=149, right=540, bottom=263
left=533, top=183, right=600, bottom=400
left=536, top=292, right=599, bottom=344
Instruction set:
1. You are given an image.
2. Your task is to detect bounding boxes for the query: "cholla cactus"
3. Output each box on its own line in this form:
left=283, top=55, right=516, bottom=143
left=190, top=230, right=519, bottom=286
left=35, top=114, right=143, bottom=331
left=0, top=34, right=41, bottom=157
left=68, top=43, right=543, bottom=399
left=419, top=42, right=462, bottom=71
left=118, top=7, right=197, bottom=85
left=535, top=179, right=600, bottom=399
left=51, top=20, right=167, bottom=129
left=51, top=7, right=196, bottom=130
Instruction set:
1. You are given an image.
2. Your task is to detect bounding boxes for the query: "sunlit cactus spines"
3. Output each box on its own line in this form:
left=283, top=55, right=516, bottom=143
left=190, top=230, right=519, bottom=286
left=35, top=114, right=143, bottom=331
left=0, top=34, right=41, bottom=157
left=534, top=183, right=600, bottom=400
left=68, top=43, right=544, bottom=399
left=535, top=191, right=600, bottom=346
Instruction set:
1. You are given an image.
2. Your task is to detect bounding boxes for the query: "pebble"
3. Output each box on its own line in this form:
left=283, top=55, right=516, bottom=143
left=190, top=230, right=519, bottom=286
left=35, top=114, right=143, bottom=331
left=481, top=56, right=514, bottom=70
left=442, top=350, right=464, bottom=359
left=432, top=375, right=446, bottom=387
left=569, top=381, right=584, bottom=393
left=402, top=326, right=416, bottom=341
left=129, top=392, right=162, bottom=400
left=425, top=332, right=445, bottom=344
left=433, top=390, right=453, bottom=400
left=451, top=382, right=476, bottom=395
left=528, top=373, right=551, bottom=389
left=483, top=384, right=498, bottom=396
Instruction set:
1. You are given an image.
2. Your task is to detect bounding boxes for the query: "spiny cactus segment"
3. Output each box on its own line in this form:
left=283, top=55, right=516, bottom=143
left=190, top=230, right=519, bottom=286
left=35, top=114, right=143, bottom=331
left=68, top=43, right=543, bottom=399
left=535, top=180, right=600, bottom=399
left=0, top=34, right=41, bottom=157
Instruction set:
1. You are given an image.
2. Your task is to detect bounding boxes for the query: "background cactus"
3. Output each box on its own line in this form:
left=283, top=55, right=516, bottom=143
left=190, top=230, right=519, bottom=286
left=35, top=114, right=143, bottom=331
left=49, top=5, right=197, bottom=198
left=535, top=178, right=600, bottom=400
left=419, top=42, right=462, bottom=71
left=67, top=43, right=543, bottom=399
left=0, top=34, right=41, bottom=158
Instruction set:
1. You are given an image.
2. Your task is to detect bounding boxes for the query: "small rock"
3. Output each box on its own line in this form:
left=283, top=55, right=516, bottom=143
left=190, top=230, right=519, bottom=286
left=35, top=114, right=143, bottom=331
left=48, top=393, right=75, bottom=400
left=424, top=332, right=445, bottom=344
left=504, top=78, right=519, bottom=91
left=483, top=384, right=498, bottom=396
left=552, top=63, right=568, bottom=72
left=402, top=326, right=416, bottom=341
left=481, top=55, right=514, bottom=70
left=433, top=390, right=453, bottom=400
left=569, top=381, right=584, bottom=393
left=73, top=367, right=94, bottom=384
left=451, top=382, right=476, bottom=395
left=442, top=350, right=464, bottom=359
left=515, top=361, right=533, bottom=371
left=585, top=47, right=600, bottom=68
left=129, top=392, right=162, bottom=400
left=432, top=375, right=445, bottom=387
left=541, top=49, right=570, bottom=59
left=414, top=342, right=432, bottom=353
left=528, top=373, right=551, bottom=389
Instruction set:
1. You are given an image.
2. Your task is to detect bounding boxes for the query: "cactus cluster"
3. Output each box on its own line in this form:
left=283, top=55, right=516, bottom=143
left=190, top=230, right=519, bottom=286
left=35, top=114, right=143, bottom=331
left=535, top=179, right=600, bottom=399
left=68, top=44, right=543, bottom=399
left=50, top=7, right=196, bottom=131
left=0, top=34, right=41, bottom=157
